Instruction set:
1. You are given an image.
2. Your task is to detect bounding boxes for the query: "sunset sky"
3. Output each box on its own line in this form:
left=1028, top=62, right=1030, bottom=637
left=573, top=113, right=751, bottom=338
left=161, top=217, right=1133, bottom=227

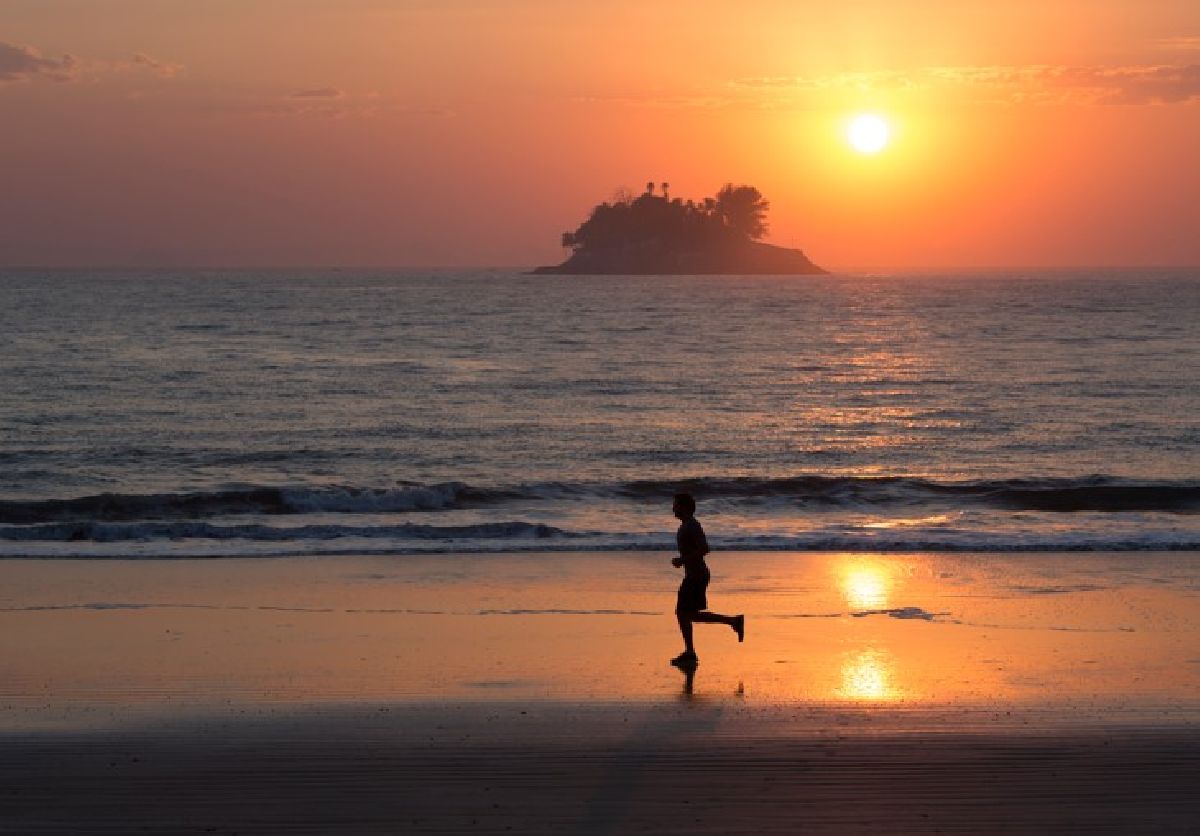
left=2, top=0, right=1198, bottom=269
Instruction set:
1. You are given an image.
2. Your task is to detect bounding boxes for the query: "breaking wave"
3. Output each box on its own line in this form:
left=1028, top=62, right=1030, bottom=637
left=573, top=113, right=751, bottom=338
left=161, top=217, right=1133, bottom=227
left=0, top=522, right=1197, bottom=556
left=613, top=475, right=1200, bottom=512
left=0, top=483, right=473, bottom=524
left=0, top=520, right=570, bottom=543
left=2, top=475, right=1196, bottom=525
left=2, top=474, right=1197, bottom=556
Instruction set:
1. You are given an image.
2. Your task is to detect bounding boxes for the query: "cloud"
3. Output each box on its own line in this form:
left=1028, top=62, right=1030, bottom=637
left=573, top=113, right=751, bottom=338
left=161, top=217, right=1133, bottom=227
left=0, top=41, right=182, bottom=85
left=1156, top=36, right=1200, bottom=53
left=129, top=53, right=182, bottom=78
left=1040, top=64, right=1200, bottom=105
left=572, top=93, right=739, bottom=110
left=289, top=87, right=344, bottom=99
left=0, top=41, right=78, bottom=83
left=728, top=63, right=1200, bottom=106
left=199, top=89, right=451, bottom=120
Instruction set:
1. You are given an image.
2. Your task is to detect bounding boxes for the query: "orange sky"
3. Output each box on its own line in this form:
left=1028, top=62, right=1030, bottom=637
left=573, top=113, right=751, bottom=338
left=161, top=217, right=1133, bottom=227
left=2, top=0, right=1198, bottom=269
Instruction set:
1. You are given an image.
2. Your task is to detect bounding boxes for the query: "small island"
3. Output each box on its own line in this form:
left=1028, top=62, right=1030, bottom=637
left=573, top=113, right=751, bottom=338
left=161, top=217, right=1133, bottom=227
left=532, top=182, right=825, bottom=275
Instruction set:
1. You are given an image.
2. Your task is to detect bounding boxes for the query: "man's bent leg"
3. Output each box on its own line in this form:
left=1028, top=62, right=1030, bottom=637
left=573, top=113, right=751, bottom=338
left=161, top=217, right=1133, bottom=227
left=691, top=611, right=745, bottom=642
left=691, top=611, right=735, bottom=626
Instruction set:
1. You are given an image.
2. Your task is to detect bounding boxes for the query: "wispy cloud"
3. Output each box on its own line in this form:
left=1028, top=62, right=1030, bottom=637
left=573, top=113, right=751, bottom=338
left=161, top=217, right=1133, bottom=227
left=728, top=63, right=1200, bottom=106
left=288, top=87, right=345, bottom=99
left=0, top=41, right=182, bottom=85
left=0, top=41, right=78, bottom=83
left=128, top=53, right=183, bottom=78
left=1051, top=64, right=1200, bottom=105
left=204, top=89, right=452, bottom=120
left=572, top=93, right=738, bottom=110
left=1156, top=36, right=1200, bottom=53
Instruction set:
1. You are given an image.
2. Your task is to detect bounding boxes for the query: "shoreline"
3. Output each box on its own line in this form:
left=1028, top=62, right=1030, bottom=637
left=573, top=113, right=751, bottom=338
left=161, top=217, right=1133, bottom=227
left=4, top=542, right=1200, bottom=559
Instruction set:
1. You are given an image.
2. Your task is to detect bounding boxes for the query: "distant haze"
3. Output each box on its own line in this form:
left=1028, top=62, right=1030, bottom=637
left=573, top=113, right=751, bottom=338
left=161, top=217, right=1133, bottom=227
left=1, top=0, right=1198, bottom=269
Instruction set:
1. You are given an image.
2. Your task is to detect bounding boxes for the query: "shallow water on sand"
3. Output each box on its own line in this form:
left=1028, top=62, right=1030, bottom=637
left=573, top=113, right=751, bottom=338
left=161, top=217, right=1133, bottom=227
left=2, top=552, right=1196, bottom=731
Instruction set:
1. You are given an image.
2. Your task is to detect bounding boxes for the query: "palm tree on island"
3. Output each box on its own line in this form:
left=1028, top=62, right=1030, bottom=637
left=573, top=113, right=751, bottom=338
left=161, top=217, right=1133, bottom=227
left=532, top=182, right=824, bottom=275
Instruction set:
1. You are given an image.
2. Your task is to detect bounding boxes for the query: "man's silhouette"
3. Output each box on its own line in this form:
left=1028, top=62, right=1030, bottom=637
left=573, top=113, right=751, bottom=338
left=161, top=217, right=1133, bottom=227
left=670, top=493, right=743, bottom=667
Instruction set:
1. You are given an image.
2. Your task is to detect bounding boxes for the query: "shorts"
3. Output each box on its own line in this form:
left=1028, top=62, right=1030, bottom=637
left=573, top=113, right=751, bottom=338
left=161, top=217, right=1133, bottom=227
left=676, top=573, right=710, bottom=614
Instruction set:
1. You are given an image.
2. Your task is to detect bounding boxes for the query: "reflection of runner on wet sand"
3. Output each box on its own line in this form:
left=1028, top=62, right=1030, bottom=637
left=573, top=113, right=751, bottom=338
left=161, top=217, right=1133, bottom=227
left=673, top=665, right=746, bottom=701
left=669, top=493, right=744, bottom=668
left=677, top=663, right=696, bottom=698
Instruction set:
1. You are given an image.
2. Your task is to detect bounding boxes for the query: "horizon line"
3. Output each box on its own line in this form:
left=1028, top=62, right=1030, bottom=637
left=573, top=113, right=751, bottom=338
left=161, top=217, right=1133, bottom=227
left=2, top=263, right=1199, bottom=274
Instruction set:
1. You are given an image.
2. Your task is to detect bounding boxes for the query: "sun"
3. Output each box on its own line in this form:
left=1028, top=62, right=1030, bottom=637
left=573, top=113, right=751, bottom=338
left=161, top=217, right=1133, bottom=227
left=847, top=114, right=891, bottom=154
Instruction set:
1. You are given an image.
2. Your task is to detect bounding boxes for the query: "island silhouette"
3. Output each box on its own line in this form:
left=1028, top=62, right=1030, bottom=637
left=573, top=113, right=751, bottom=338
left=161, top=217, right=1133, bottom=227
left=533, top=182, right=825, bottom=275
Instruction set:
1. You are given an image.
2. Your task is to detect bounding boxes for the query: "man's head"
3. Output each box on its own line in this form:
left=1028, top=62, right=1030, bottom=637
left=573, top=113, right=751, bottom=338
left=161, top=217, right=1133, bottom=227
left=672, top=492, right=696, bottom=520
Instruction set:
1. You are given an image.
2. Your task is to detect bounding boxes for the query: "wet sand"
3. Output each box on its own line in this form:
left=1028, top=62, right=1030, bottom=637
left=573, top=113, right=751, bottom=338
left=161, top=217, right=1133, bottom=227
left=1, top=552, right=1198, bottom=832
left=3, top=703, right=1199, bottom=834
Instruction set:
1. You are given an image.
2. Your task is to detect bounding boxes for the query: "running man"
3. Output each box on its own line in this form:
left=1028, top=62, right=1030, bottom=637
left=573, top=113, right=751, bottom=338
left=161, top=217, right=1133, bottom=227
left=670, top=492, right=744, bottom=667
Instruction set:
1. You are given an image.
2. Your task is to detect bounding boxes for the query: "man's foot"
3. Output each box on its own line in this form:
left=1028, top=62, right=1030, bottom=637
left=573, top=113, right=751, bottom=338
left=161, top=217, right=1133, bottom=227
left=670, top=651, right=698, bottom=667
left=733, top=614, right=745, bottom=643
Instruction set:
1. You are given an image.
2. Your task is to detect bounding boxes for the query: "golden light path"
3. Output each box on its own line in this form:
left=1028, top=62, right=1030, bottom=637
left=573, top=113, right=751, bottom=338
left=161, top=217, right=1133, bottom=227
left=839, top=648, right=896, bottom=701
left=838, top=557, right=894, bottom=611
left=835, top=558, right=903, bottom=701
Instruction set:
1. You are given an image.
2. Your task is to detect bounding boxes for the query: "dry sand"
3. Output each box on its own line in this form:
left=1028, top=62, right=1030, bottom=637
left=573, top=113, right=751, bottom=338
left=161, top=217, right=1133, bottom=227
left=1, top=552, right=1197, bottom=833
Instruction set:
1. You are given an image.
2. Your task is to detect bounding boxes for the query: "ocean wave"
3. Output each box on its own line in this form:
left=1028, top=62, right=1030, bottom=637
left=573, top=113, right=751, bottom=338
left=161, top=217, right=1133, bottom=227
left=0, top=483, right=472, bottom=524
left=0, top=519, right=572, bottom=543
left=1, top=475, right=1196, bottom=526
left=613, top=475, right=1200, bottom=512
left=0, top=522, right=1197, bottom=554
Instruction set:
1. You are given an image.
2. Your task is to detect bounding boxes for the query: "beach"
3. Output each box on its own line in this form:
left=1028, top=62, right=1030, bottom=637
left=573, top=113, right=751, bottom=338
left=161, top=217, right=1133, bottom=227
left=3, top=551, right=1197, bottom=832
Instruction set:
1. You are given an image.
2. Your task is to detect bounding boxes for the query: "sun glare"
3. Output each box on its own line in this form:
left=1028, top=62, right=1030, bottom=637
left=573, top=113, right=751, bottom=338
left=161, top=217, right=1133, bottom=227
left=838, top=558, right=894, bottom=611
left=839, top=648, right=898, bottom=701
left=847, top=114, right=891, bottom=154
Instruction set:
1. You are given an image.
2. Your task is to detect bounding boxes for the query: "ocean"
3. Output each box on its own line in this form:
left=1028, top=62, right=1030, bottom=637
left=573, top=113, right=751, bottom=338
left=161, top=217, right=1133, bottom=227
left=1, top=268, right=1197, bottom=557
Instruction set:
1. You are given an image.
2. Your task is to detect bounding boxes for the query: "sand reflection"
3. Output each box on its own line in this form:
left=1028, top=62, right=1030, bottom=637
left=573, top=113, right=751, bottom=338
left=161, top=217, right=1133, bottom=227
left=838, top=647, right=900, bottom=701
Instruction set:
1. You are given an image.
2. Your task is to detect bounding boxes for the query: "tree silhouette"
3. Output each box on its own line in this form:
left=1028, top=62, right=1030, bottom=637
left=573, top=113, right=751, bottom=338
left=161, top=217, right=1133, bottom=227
left=714, top=184, right=769, bottom=241
left=560, top=182, right=772, bottom=256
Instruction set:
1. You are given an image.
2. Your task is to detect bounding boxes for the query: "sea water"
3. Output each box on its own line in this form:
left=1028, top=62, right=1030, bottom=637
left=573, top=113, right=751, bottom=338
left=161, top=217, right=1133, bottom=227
left=1, top=268, right=1197, bottom=557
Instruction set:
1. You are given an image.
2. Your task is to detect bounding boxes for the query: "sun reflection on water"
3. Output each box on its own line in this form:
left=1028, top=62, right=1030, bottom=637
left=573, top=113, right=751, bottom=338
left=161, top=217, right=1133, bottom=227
left=838, top=558, right=893, bottom=611
left=839, top=648, right=899, bottom=701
